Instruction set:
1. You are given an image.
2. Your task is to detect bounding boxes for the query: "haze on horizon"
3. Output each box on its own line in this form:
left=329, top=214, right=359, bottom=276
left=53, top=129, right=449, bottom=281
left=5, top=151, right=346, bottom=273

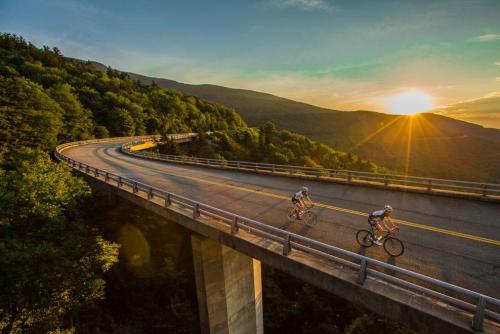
left=1, top=0, right=499, bottom=128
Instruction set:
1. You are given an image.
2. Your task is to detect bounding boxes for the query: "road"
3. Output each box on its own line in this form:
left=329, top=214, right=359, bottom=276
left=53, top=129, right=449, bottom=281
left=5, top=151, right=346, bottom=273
left=64, top=141, right=500, bottom=300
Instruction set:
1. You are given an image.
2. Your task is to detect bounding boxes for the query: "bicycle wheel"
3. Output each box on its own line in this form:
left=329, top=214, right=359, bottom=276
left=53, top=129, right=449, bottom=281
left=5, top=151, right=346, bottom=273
left=304, top=211, right=317, bottom=226
left=383, top=237, right=404, bottom=257
left=356, top=230, right=373, bottom=247
left=286, top=207, right=296, bottom=222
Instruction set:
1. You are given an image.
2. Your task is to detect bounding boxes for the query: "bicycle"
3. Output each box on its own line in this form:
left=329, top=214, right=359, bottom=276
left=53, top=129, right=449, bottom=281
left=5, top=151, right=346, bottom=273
left=356, top=226, right=404, bottom=257
left=287, top=204, right=317, bottom=226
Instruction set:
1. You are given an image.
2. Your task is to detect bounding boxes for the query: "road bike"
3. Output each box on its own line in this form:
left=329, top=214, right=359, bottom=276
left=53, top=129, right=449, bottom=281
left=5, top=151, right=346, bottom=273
left=356, top=226, right=404, bottom=257
left=287, top=204, right=317, bottom=226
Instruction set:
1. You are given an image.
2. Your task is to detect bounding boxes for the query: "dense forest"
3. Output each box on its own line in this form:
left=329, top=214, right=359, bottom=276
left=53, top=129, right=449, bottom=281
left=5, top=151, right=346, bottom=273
left=0, top=33, right=410, bottom=333
left=158, top=124, right=386, bottom=173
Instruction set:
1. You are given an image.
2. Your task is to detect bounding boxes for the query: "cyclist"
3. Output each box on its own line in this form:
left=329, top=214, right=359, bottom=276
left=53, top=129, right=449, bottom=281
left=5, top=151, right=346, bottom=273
left=368, top=205, right=398, bottom=245
left=291, top=186, right=313, bottom=220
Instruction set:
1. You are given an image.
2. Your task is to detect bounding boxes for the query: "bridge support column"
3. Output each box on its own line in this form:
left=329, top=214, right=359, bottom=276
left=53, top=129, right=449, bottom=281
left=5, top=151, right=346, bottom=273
left=191, top=234, right=263, bottom=334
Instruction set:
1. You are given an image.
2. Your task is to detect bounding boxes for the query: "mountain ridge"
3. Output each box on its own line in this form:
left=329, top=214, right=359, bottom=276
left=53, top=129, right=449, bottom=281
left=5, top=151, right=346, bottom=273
left=84, top=61, right=500, bottom=182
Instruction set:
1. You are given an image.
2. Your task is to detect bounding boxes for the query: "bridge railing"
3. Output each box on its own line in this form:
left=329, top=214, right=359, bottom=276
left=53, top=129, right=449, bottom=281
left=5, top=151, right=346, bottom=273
left=121, top=139, right=500, bottom=200
left=56, top=138, right=500, bottom=332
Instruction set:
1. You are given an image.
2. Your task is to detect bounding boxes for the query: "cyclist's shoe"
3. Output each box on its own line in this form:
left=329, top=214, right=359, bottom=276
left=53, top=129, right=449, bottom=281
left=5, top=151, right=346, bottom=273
left=370, top=235, right=382, bottom=246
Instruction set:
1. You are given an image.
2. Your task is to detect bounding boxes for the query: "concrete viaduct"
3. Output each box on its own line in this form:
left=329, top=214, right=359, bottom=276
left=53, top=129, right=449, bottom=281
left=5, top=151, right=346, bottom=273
left=55, top=135, right=500, bottom=334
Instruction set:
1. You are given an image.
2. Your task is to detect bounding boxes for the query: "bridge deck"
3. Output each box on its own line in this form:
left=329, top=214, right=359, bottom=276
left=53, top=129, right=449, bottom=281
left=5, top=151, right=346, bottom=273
left=64, top=141, right=500, bottom=301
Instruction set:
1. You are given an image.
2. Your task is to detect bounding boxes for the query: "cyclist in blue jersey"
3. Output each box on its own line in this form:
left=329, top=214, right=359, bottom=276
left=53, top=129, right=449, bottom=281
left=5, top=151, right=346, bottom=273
left=368, top=205, right=398, bottom=245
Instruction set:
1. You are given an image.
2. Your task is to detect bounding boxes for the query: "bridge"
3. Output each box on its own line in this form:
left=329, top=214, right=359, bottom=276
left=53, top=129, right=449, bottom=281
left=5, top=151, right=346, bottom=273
left=55, top=135, right=500, bottom=334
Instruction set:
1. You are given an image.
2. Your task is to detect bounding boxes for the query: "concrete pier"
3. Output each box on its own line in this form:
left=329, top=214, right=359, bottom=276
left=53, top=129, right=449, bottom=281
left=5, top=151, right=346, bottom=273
left=191, top=234, right=263, bottom=334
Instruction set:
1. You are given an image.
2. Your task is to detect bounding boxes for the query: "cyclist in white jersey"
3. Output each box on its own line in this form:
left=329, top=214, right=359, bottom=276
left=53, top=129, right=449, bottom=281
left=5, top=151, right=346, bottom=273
left=368, top=205, right=397, bottom=245
left=291, top=186, right=312, bottom=220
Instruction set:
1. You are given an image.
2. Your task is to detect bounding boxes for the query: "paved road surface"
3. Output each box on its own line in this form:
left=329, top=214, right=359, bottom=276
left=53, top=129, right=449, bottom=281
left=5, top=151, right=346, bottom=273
left=64, top=141, right=500, bottom=300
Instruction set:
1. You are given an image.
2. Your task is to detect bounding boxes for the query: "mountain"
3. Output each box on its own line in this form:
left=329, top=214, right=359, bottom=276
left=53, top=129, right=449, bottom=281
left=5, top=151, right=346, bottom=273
left=123, top=71, right=500, bottom=183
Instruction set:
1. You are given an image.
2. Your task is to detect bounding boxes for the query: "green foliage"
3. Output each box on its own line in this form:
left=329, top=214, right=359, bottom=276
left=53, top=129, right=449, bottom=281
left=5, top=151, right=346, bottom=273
left=48, top=83, right=93, bottom=141
left=0, top=32, right=246, bottom=165
left=0, top=151, right=119, bottom=334
left=94, top=125, right=110, bottom=139
left=0, top=76, right=63, bottom=163
left=161, top=123, right=386, bottom=173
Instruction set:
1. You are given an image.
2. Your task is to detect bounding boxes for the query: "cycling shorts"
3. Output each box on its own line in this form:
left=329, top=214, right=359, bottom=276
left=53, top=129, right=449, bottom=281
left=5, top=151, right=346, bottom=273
left=368, top=217, right=381, bottom=227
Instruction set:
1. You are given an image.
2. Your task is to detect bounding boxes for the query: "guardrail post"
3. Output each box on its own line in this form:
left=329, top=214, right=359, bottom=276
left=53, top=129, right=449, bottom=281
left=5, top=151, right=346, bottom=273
left=118, top=177, right=122, bottom=187
left=94, top=169, right=99, bottom=177
left=357, top=259, right=367, bottom=285
left=148, top=187, right=154, bottom=200
left=85, top=165, right=90, bottom=174
left=347, top=171, right=352, bottom=183
left=133, top=182, right=138, bottom=193
left=427, top=179, right=432, bottom=191
left=231, top=217, right=239, bottom=235
left=282, top=234, right=291, bottom=256
left=272, top=165, right=275, bottom=173
left=165, top=194, right=171, bottom=207
left=236, top=162, right=240, bottom=169
left=384, top=176, right=388, bottom=187
left=290, top=168, right=294, bottom=175
left=482, top=184, right=488, bottom=197
left=105, top=172, right=109, bottom=182
left=472, top=295, right=486, bottom=332
left=193, top=204, right=200, bottom=219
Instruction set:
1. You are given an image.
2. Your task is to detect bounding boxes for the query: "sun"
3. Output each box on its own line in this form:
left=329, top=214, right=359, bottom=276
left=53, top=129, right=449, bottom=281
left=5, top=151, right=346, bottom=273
left=386, top=89, right=434, bottom=115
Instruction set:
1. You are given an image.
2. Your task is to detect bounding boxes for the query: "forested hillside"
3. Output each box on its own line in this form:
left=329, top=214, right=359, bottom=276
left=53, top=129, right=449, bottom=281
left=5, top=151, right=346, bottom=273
left=0, top=33, right=245, bottom=165
left=129, top=71, right=500, bottom=182
left=159, top=124, right=386, bottom=173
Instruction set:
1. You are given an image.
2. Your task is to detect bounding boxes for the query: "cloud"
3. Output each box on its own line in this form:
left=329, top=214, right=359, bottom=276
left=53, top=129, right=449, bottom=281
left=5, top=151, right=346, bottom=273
left=496, top=61, right=500, bottom=66
left=473, top=34, right=500, bottom=42
left=266, top=0, right=332, bottom=11
left=433, top=92, right=500, bottom=128
left=497, top=77, right=500, bottom=82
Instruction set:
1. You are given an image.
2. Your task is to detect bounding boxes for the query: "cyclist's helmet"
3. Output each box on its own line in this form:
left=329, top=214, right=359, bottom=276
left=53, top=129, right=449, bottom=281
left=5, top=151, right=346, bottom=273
left=302, top=186, right=309, bottom=194
left=384, top=205, right=393, bottom=213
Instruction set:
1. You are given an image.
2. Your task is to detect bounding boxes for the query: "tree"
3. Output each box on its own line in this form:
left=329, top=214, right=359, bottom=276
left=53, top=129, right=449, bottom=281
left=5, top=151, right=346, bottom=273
left=107, top=108, right=135, bottom=136
left=262, top=121, right=276, bottom=146
left=0, top=151, right=119, bottom=333
left=94, top=125, right=110, bottom=139
left=0, top=76, right=63, bottom=163
left=48, top=83, right=93, bottom=141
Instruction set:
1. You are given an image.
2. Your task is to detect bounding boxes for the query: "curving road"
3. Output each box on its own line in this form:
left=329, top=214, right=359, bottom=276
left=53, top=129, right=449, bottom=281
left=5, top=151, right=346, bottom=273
left=64, top=140, right=500, bottom=300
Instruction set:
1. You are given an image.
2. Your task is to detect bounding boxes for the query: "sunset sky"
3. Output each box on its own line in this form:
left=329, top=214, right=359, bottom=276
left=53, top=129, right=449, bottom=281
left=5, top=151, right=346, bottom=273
left=1, top=0, right=499, bottom=127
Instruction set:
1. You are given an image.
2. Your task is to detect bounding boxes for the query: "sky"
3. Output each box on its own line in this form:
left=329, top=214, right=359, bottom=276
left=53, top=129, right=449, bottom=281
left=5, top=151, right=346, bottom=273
left=1, top=0, right=500, bottom=127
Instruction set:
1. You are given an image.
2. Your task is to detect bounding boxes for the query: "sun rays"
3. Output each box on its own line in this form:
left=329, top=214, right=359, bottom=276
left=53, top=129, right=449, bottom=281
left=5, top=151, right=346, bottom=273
left=349, top=113, right=451, bottom=177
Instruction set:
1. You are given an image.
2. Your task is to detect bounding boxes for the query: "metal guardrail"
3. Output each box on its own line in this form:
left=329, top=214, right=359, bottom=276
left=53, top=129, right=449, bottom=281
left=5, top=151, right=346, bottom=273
left=55, top=137, right=500, bottom=332
left=122, top=139, right=500, bottom=201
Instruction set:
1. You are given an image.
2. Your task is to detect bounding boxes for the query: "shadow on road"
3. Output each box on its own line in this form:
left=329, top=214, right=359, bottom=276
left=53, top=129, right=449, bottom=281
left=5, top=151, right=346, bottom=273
left=384, top=256, right=397, bottom=276
left=355, top=246, right=367, bottom=264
